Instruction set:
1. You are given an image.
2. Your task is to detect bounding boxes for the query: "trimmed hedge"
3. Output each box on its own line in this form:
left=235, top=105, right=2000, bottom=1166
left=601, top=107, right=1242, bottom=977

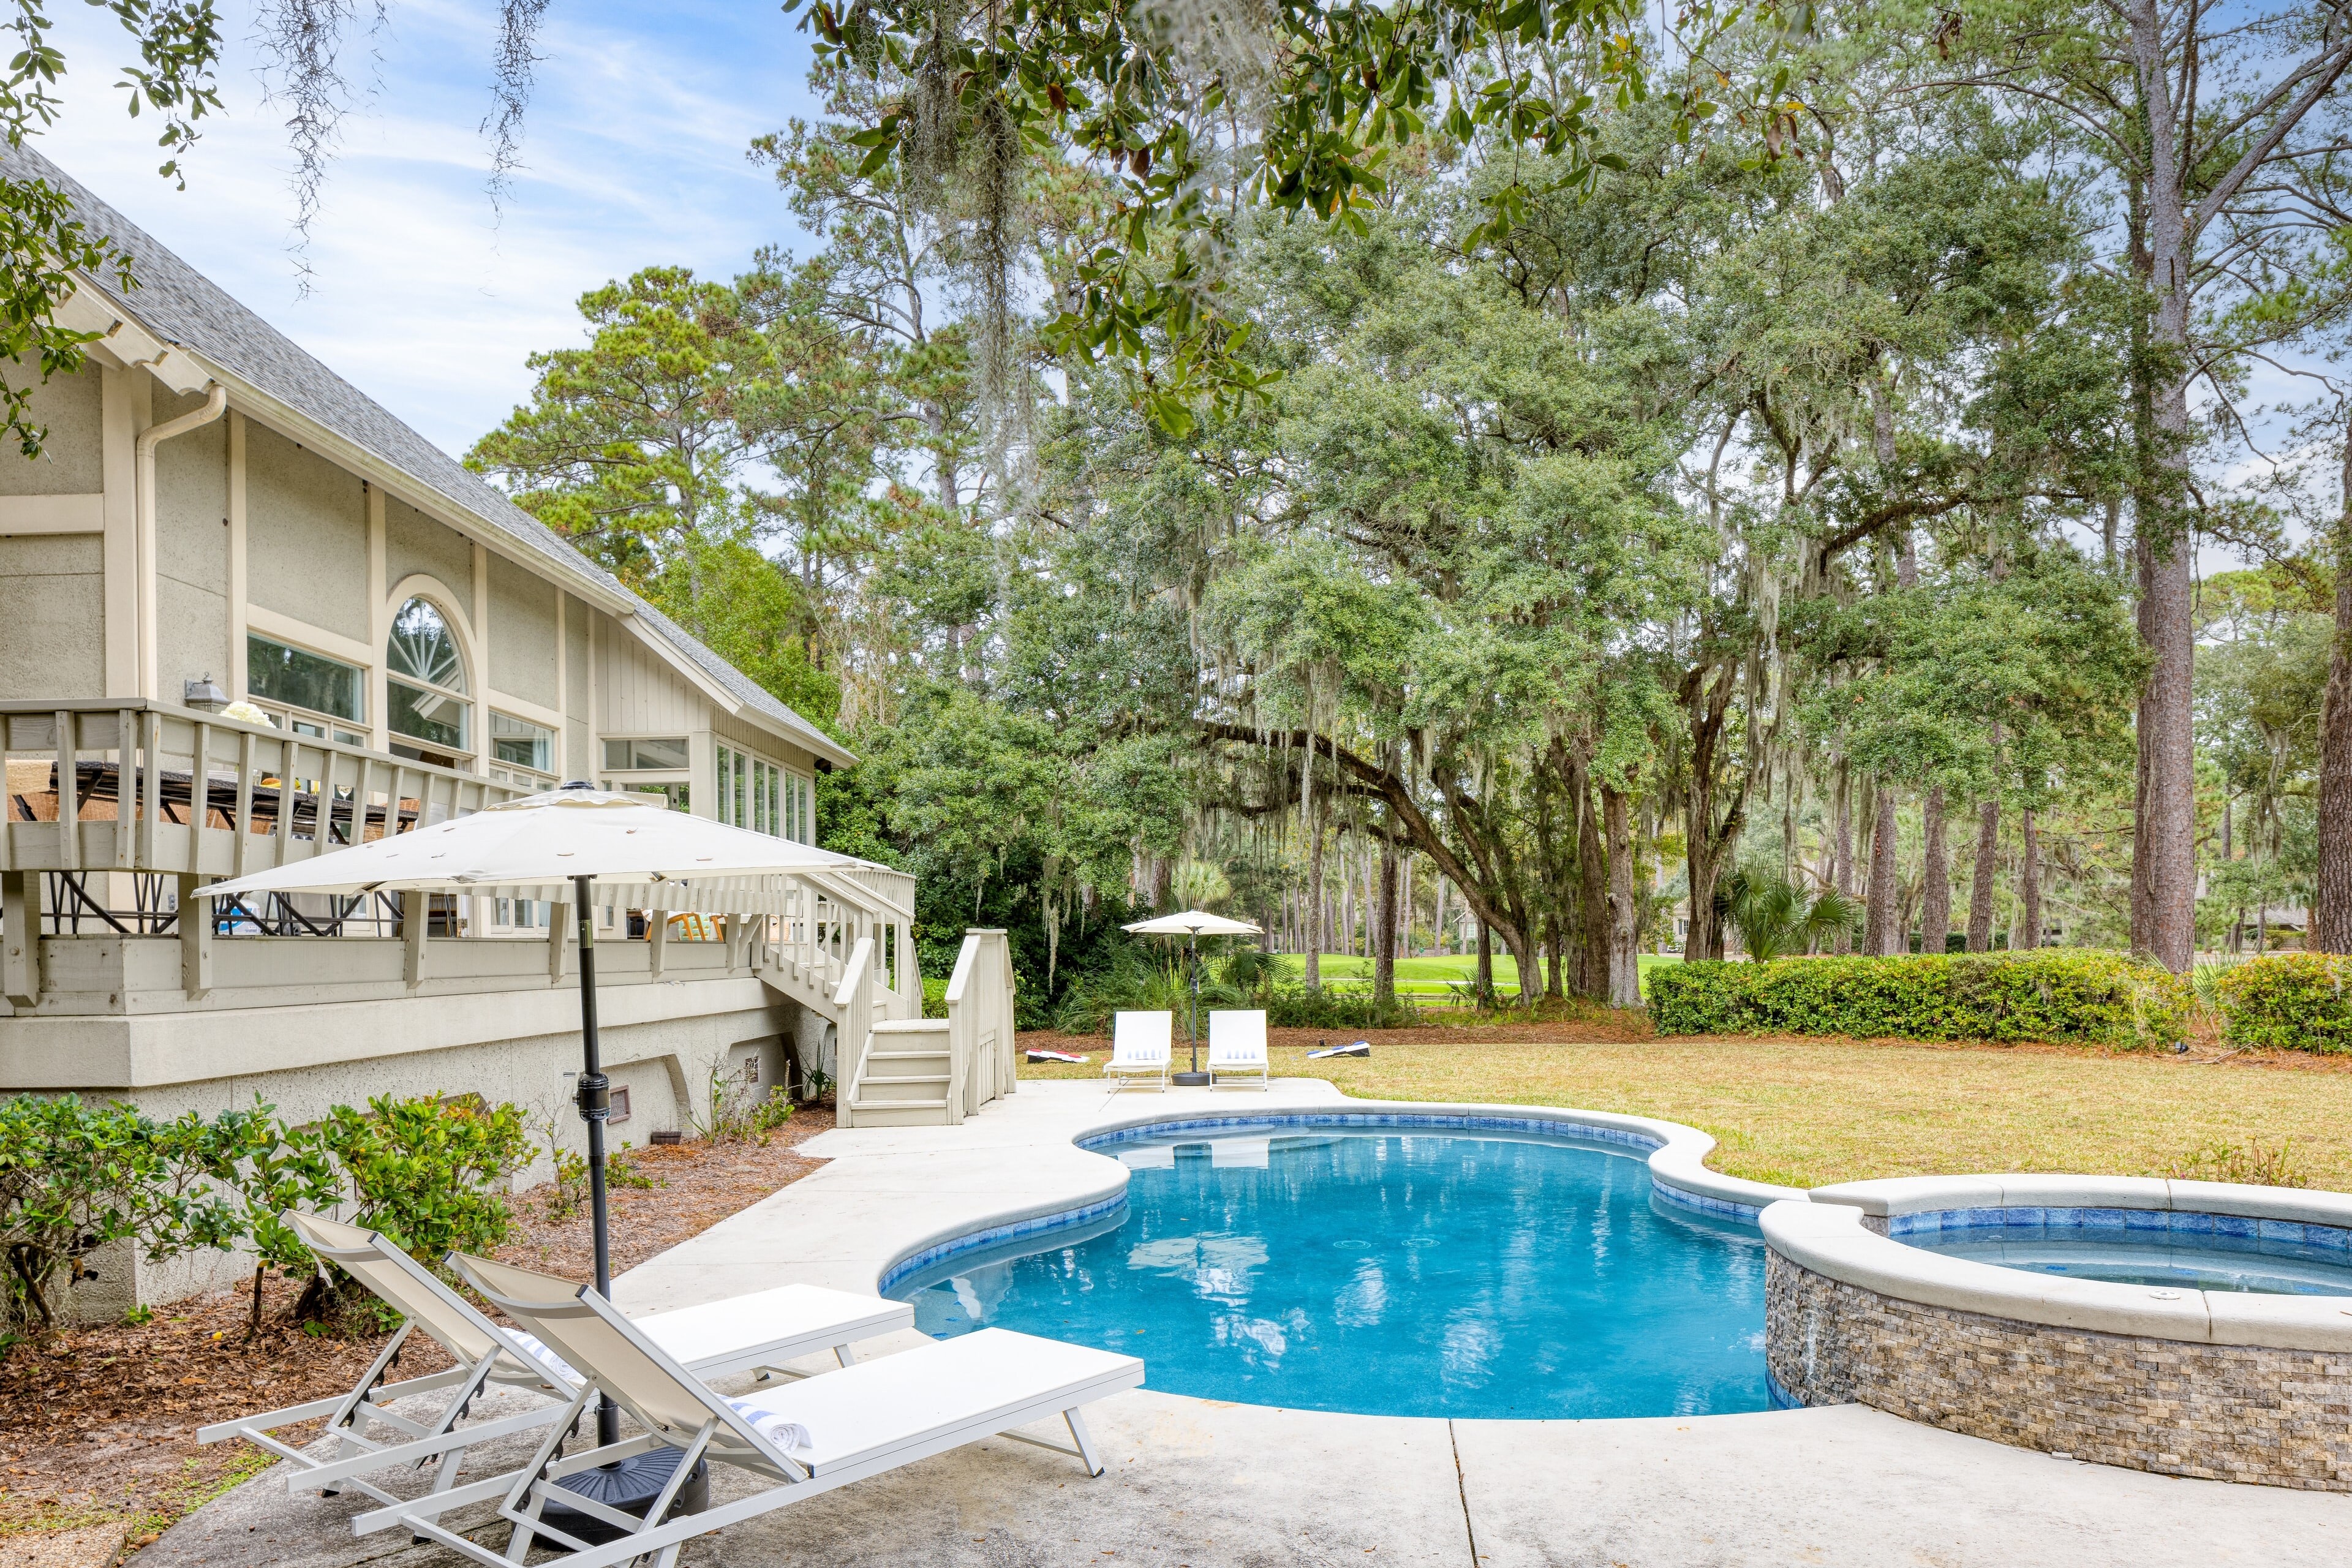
left=1646, top=951, right=2191, bottom=1049
left=2213, top=953, right=2352, bottom=1053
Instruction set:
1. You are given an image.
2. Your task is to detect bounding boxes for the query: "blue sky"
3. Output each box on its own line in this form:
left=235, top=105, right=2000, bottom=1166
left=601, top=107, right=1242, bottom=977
left=39, top=0, right=827, bottom=457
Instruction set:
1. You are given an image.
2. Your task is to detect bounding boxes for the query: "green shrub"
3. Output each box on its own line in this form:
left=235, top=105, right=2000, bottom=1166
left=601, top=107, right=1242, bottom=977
left=2213, top=953, right=2352, bottom=1052
left=1263, top=986, right=1418, bottom=1031
left=0, top=1094, right=247, bottom=1329
left=317, top=1095, right=532, bottom=1262
left=1646, top=951, right=2190, bottom=1048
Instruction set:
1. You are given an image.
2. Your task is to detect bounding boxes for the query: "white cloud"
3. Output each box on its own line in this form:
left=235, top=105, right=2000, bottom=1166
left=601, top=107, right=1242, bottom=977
left=31, top=0, right=825, bottom=456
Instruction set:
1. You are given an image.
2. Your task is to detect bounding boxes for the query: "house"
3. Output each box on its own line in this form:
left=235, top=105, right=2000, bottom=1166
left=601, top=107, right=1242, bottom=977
left=0, top=148, right=1012, bottom=1318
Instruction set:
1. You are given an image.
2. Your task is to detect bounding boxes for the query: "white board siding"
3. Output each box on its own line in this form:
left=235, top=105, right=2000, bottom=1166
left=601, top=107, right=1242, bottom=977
left=598, top=613, right=706, bottom=736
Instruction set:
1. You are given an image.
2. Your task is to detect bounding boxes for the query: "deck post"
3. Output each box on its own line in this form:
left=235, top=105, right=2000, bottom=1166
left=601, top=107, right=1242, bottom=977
left=402, top=891, right=427, bottom=987
left=178, top=873, right=213, bottom=997
left=2, top=869, right=39, bottom=1008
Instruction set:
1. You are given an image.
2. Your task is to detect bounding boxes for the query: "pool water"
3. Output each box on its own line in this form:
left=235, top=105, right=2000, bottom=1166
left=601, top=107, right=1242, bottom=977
left=1908, top=1225, right=2352, bottom=1295
left=891, top=1128, right=1772, bottom=1419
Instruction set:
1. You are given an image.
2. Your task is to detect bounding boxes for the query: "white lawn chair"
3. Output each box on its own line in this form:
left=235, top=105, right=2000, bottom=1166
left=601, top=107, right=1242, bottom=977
left=200, top=1214, right=910, bottom=1509
left=1207, top=1009, right=1270, bottom=1090
left=1103, top=1009, right=1174, bottom=1090
left=356, top=1253, right=1144, bottom=1568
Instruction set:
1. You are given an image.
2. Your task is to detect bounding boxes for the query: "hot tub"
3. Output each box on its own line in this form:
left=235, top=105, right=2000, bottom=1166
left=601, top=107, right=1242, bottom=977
left=1762, top=1176, right=2352, bottom=1491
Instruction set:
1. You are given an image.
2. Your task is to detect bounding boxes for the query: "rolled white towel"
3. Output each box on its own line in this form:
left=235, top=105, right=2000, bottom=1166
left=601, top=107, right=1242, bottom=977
left=503, top=1329, right=581, bottom=1387
left=723, top=1395, right=815, bottom=1455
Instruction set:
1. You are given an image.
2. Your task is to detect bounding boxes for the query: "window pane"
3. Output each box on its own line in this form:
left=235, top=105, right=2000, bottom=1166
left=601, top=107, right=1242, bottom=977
left=491, top=712, right=552, bottom=771
left=387, top=598, right=466, bottom=692
left=605, top=736, right=688, bottom=772
left=247, top=635, right=363, bottom=722
left=390, top=679, right=468, bottom=750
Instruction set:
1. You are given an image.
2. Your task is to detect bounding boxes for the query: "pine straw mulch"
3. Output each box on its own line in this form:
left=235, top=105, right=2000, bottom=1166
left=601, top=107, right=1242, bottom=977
left=0, top=1104, right=833, bottom=1557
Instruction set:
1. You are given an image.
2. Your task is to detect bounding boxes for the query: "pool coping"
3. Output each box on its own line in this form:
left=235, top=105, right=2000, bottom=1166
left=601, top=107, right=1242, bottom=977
left=1774, top=1176, right=2352, bottom=1349
left=872, top=1095, right=1805, bottom=1296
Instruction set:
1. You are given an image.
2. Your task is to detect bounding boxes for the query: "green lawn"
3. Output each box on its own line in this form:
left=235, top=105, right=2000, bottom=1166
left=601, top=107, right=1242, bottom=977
left=1270, top=952, right=1679, bottom=997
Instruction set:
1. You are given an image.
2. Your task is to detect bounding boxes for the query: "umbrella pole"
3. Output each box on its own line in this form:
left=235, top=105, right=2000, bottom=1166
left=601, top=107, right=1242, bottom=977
left=1189, top=932, right=1200, bottom=1074
left=571, top=876, right=619, bottom=1450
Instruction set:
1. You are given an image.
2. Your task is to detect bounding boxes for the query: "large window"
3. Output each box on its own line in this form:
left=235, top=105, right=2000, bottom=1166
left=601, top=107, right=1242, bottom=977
left=246, top=633, right=366, bottom=744
left=386, top=597, right=469, bottom=758
left=602, top=736, right=688, bottom=772
left=718, top=744, right=813, bottom=842
left=489, top=712, right=556, bottom=788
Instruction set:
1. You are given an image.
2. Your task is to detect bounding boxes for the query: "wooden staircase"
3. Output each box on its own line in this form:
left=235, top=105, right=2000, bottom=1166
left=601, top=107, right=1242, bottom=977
left=843, top=1019, right=956, bottom=1125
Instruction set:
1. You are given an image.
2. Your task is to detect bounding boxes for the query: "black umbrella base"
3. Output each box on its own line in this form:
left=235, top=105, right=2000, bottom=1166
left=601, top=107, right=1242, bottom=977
left=538, top=1450, right=708, bottom=1548
left=1172, top=1071, right=1210, bottom=1086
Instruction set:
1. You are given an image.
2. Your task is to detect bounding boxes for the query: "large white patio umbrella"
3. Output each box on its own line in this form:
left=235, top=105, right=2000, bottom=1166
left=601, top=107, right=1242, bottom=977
left=1123, top=910, right=1264, bottom=1085
left=202, top=782, right=881, bottom=1483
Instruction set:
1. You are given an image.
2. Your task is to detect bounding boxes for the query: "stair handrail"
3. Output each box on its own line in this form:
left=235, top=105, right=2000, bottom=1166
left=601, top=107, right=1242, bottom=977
left=831, top=934, right=876, bottom=1124
left=945, top=928, right=1016, bottom=1114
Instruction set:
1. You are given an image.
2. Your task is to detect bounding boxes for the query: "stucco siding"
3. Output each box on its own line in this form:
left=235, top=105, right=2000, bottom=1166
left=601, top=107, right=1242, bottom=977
left=488, top=549, right=558, bottom=707
left=385, top=494, right=474, bottom=602
left=0, top=534, right=104, bottom=698
left=0, top=361, right=102, bottom=495
left=153, top=389, right=230, bottom=692
left=245, top=421, right=368, bottom=639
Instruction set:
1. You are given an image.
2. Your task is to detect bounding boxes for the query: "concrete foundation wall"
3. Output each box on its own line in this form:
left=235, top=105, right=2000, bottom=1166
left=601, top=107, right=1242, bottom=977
left=52, top=989, right=810, bottom=1326
left=1765, top=1250, right=2352, bottom=1491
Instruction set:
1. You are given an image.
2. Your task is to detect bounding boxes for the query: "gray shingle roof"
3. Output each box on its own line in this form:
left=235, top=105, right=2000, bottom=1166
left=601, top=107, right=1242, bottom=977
left=3, top=143, right=850, bottom=767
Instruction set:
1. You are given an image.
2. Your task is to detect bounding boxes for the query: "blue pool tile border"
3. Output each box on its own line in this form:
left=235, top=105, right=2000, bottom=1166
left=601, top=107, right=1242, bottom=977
left=881, top=1110, right=1766, bottom=1292
left=1886, top=1205, right=2352, bottom=1253
left=880, top=1191, right=1129, bottom=1295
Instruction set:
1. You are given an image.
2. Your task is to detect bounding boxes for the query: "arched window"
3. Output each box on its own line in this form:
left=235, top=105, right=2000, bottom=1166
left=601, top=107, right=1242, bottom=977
left=387, top=596, right=470, bottom=756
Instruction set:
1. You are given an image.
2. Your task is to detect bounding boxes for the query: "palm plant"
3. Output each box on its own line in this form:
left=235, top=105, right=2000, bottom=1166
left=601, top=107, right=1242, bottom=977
left=1714, top=867, right=1864, bottom=962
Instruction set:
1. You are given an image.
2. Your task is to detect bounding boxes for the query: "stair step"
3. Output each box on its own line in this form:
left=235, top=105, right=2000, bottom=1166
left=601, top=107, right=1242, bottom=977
left=846, top=1098, right=953, bottom=1125
left=854, top=1076, right=951, bottom=1101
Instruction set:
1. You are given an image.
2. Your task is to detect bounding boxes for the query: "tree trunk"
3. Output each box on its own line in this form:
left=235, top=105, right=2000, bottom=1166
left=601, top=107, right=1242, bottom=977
left=1305, top=813, right=1326, bottom=992
left=1867, top=784, right=1901, bottom=956
left=1577, top=771, right=1610, bottom=998
left=2124, top=0, right=2203, bottom=974
left=1476, top=918, right=1494, bottom=1008
left=1603, top=785, right=1641, bottom=1008
left=1434, top=875, right=1448, bottom=956
left=1374, top=832, right=1398, bottom=1006
left=1832, top=780, right=1855, bottom=954
left=1967, top=801, right=1999, bottom=951
left=2313, top=425, right=2352, bottom=952
left=1919, top=787, right=1950, bottom=955
left=2018, top=809, right=2041, bottom=951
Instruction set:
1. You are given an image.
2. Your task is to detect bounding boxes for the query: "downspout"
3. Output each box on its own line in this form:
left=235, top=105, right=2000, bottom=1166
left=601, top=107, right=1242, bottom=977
left=135, top=382, right=229, bottom=699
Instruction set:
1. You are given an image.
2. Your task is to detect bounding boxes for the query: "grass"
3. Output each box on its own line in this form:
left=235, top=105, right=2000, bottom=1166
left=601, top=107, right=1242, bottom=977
left=1270, top=952, right=1679, bottom=997
left=1020, top=1035, right=2352, bottom=1191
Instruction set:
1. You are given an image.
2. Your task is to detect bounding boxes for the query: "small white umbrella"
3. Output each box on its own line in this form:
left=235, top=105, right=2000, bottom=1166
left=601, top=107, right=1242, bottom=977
left=203, top=783, right=888, bottom=1481
left=1122, top=910, right=1264, bottom=1084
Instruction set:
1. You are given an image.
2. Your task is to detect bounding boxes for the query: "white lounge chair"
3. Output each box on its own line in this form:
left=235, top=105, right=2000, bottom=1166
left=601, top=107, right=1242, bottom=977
left=1207, top=1009, right=1270, bottom=1090
left=358, top=1253, right=1144, bottom=1568
left=1103, top=1009, right=1174, bottom=1090
left=199, top=1214, right=910, bottom=1509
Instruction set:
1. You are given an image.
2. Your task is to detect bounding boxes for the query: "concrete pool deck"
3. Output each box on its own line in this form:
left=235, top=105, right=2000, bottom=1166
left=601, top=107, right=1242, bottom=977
left=146, top=1077, right=2351, bottom=1567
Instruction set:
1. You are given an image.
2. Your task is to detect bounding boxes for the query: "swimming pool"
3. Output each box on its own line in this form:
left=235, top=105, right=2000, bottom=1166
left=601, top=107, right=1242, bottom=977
left=890, top=1126, right=1772, bottom=1419
left=1902, top=1220, right=2352, bottom=1295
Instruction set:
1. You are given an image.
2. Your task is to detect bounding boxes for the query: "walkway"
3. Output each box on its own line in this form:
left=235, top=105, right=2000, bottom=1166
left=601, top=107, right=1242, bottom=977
left=148, top=1079, right=2350, bottom=1567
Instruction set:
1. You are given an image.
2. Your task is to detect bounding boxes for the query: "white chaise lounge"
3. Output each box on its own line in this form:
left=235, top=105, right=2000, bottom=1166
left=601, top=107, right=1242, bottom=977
left=355, top=1253, right=1144, bottom=1568
left=1207, top=1009, right=1270, bottom=1090
left=198, top=1214, right=911, bottom=1509
left=1104, top=1009, right=1174, bottom=1091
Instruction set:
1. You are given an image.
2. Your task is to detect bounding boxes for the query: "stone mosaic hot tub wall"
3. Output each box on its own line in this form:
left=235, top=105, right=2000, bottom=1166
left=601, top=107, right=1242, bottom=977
left=1765, top=1250, right=2352, bottom=1490
left=1763, top=1178, right=2352, bottom=1493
